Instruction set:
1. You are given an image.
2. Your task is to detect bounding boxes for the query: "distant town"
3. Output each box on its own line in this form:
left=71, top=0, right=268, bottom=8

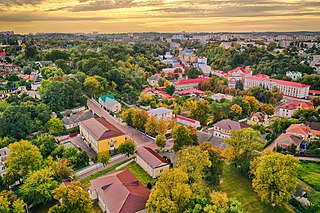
left=0, top=31, right=319, bottom=213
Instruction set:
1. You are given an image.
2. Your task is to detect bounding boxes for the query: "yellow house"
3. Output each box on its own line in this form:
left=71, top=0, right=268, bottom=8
left=247, top=112, right=271, bottom=126
left=79, top=117, right=126, bottom=153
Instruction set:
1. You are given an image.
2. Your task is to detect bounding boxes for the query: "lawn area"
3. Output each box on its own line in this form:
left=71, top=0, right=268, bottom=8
left=220, top=164, right=293, bottom=213
left=120, top=162, right=156, bottom=187
left=91, top=203, right=103, bottom=213
left=298, top=161, right=320, bottom=191
left=80, top=158, right=132, bottom=189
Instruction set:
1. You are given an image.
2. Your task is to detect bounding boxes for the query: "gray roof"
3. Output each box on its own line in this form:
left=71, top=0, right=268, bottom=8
left=213, top=119, right=249, bottom=131
left=197, top=131, right=227, bottom=150
left=148, top=75, right=161, bottom=81
left=62, top=110, right=94, bottom=125
left=148, top=107, right=172, bottom=115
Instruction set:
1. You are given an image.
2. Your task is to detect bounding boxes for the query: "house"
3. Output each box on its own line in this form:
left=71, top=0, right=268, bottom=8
left=173, top=77, right=208, bottom=91
left=212, top=119, right=249, bottom=139
left=178, top=89, right=205, bottom=97
left=0, top=147, right=9, bottom=177
left=89, top=169, right=150, bottom=213
left=62, top=110, right=94, bottom=129
left=176, top=115, right=201, bottom=128
left=278, top=101, right=314, bottom=118
left=99, top=95, right=121, bottom=113
left=211, top=93, right=233, bottom=101
left=197, top=131, right=227, bottom=152
left=245, top=74, right=310, bottom=99
left=227, top=66, right=252, bottom=88
left=274, top=133, right=304, bottom=150
left=286, top=71, right=302, bottom=80
left=79, top=117, right=126, bottom=153
left=135, top=146, right=170, bottom=178
left=142, top=88, right=173, bottom=99
left=286, top=123, right=320, bottom=141
left=148, top=107, right=173, bottom=120
left=247, top=112, right=271, bottom=126
left=147, top=75, right=161, bottom=86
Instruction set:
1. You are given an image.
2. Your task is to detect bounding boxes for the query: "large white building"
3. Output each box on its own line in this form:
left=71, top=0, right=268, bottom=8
left=227, top=67, right=252, bottom=88
left=173, top=77, right=208, bottom=91
left=244, top=74, right=310, bottom=99
left=278, top=101, right=314, bottom=118
left=148, top=107, right=173, bottom=120
left=286, top=71, right=302, bottom=80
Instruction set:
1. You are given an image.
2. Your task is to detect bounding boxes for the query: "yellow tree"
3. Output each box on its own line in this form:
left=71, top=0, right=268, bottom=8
left=132, top=109, right=148, bottom=131
left=243, top=96, right=260, bottom=114
left=157, top=118, right=169, bottom=135
left=250, top=152, right=300, bottom=206
left=147, top=169, right=192, bottom=213
left=260, top=104, right=275, bottom=115
left=145, top=115, right=158, bottom=136
left=121, top=108, right=136, bottom=126
left=230, top=104, right=243, bottom=116
left=176, top=146, right=211, bottom=197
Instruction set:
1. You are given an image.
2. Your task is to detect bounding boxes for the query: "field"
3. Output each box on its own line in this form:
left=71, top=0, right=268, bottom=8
left=121, top=162, right=156, bottom=187
left=220, top=164, right=293, bottom=213
left=298, top=161, right=320, bottom=191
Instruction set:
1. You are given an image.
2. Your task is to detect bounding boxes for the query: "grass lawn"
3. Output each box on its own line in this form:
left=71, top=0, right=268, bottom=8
left=120, top=162, right=156, bottom=187
left=298, top=161, right=320, bottom=191
left=220, top=164, right=293, bottom=213
left=80, top=158, right=132, bottom=189
left=91, top=203, right=103, bottom=213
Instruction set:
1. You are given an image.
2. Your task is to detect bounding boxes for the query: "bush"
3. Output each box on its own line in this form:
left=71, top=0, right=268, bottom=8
left=313, top=148, right=320, bottom=155
left=147, top=182, right=153, bottom=189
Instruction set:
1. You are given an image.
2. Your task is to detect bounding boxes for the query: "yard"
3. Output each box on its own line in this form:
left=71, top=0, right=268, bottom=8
left=220, top=164, right=293, bottom=213
left=298, top=161, right=320, bottom=191
left=120, top=162, right=156, bottom=187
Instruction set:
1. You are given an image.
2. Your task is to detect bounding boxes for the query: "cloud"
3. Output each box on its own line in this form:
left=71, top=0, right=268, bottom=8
left=0, top=0, right=46, bottom=6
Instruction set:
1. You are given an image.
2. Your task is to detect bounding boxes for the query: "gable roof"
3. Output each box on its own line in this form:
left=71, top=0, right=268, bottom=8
left=89, top=169, right=150, bottom=213
left=227, top=67, right=252, bottom=76
left=251, top=112, right=268, bottom=122
left=279, top=101, right=314, bottom=110
left=136, top=147, right=169, bottom=169
left=99, top=96, right=119, bottom=106
left=174, top=77, right=208, bottom=85
left=79, top=117, right=124, bottom=141
left=197, top=131, right=226, bottom=151
left=148, top=107, right=172, bottom=115
left=62, top=110, right=94, bottom=125
left=213, top=119, right=249, bottom=131
left=275, top=133, right=304, bottom=146
left=100, top=94, right=115, bottom=101
left=286, top=124, right=311, bottom=135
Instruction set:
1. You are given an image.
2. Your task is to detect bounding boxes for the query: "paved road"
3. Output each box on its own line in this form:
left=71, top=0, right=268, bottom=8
left=87, top=99, right=153, bottom=148
left=75, top=154, right=129, bottom=180
left=296, top=156, right=320, bottom=162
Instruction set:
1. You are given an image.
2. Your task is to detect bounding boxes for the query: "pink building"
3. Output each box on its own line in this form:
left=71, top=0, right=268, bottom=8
left=174, top=77, right=208, bottom=91
left=227, top=66, right=252, bottom=88
left=245, top=74, right=310, bottom=99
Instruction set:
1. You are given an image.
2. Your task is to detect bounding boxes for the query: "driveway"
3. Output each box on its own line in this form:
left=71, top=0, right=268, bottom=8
left=63, top=135, right=97, bottom=159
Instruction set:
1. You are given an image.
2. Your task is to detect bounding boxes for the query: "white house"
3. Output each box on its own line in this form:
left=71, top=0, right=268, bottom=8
left=286, top=71, right=302, bottom=80
left=98, top=95, right=121, bottom=113
left=176, top=115, right=201, bottom=128
left=278, top=101, right=314, bottom=118
left=148, top=107, right=173, bottom=120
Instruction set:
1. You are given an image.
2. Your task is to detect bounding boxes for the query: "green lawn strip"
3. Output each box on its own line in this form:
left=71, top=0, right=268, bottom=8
left=91, top=203, right=103, bottom=213
left=80, top=159, right=132, bottom=189
left=298, top=161, right=320, bottom=191
left=120, top=162, right=155, bottom=187
left=220, top=164, right=292, bottom=213
left=297, top=179, right=320, bottom=205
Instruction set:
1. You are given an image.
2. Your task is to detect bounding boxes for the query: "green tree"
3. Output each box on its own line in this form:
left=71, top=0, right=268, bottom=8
left=311, top=97, right=320, bottom=107
left=47, top=118, right=64, bottom=134
left=35, top=134, right=57, bottom=157
left=0, top=106, right=34, bottom=139
left=49, top=182, right=92, bottom=213
left=165, top=85, right=175, bottom=96
left=145, top=115, right=158, bottom=136
left=20, top=168, right=58, bottom=206
left=83, top=76, right=105, bottom=97
left=132, top=109, right=148, bottom=131
left=176, top=146, right=211, bottom=197
left=260, top=104, right=275, bottom=115
left=40, top=67, right=65, bottom=79
left=172, top=125, right=193, bottom=152
left=155, top=134, right=167, bottom=150
left=147, top=169, right=192, bottom=213
left=186, top=67, right=203, bottom=79
left=250, top=152, right=300, bottom=206
left=118, top=140, right=136, bottom=157
left=243, top=96, right=260, bottom=114
left=189, top=100, right=210, bottom=126
left=97, top=151, right=110, bottom=167
left=5, top=140, right=43, bottom=183
left=224, top=128, right=264, bottom=174
left=0, top=190, right=26, bottom=213
left=46, top=157, right=74, bottom=182
left=199, top=142, right=223, bottom=189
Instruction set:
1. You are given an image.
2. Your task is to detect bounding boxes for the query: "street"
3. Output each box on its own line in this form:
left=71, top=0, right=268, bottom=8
left=87, top=99, right=154, bottom=148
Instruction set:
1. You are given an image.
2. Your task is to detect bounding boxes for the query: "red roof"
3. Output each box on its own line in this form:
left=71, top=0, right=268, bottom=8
left=174, top=77, right=208, bottom=85
left=0, top=52, right=6, bottom=57
left=309, top=90, right=320, bottom=94
left=246, top=74, right=270, bottom=80
left=272, top=79, right=309, bottom=88
left=136, top=147, right=168, bottom=169
left=89, top=170, right=150, bottom=213
left=279, top=101, right=314, bottom=110
left=227, top=67, right=252, bottom=76
left=178, top=89, right=205, bottom=96
left=176, top=115, right=197, bottom=124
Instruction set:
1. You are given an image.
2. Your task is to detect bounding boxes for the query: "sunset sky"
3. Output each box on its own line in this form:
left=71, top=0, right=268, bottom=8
left=0, top=0, right=320, bottom=34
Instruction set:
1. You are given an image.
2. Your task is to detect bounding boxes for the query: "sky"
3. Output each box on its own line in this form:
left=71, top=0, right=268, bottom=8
left=0, top=0, right=320, bottom=34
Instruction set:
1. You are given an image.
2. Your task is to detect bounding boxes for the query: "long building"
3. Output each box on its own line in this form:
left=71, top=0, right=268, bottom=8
left=174, top=77, right=208, bottom=90
left=244, top=74, right=310, bottom=99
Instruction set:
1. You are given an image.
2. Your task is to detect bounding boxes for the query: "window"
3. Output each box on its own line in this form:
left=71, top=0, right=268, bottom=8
left=160, top=169, right=163, bottom=173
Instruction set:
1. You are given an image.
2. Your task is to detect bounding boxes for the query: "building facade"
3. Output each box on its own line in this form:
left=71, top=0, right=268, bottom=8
left=98, top=95, right=121, bottom=113
left=174, top=77, right=208, bottom=91
left=278, top=101, right=314, bottom=118
left=212, top=119, right=249, bottom=139
left=227, top=66, right=252, bottom=88
left=148, top=107, right=173, bottom=121
left=0, top=147, right=9, bottom=177
left=245, top=74, right=310, bottom=98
